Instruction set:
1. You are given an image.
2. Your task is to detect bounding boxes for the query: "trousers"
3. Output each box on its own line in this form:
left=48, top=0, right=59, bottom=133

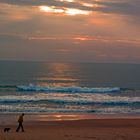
left=16, top=122, right=24, bottom=132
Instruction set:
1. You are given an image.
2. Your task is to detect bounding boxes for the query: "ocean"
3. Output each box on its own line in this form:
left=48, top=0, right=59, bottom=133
left=0, top=61, right=140, bottom=114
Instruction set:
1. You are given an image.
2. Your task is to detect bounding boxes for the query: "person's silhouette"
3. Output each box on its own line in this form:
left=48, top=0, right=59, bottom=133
left=16, top=113, right=25, bottom=132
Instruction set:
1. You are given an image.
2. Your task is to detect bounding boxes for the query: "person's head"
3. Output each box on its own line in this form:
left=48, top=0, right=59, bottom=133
left=22, top=113, right=25, bottom=116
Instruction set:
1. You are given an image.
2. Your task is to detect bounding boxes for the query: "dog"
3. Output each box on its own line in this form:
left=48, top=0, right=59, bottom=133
left=4, top=128, right=11, bottom=132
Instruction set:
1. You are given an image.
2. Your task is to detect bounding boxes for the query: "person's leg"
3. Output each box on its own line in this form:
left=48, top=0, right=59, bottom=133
left=16, top=123, right=21, bottom=132
left=21, top=123, right=24, bottom=132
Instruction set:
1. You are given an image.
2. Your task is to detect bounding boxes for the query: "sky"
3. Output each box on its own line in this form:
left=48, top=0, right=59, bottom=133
left=0, top=0, right=140, bottom=63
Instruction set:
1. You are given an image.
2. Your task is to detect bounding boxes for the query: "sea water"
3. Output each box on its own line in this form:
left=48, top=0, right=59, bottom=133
left=0, top=61, right=140, bottom=114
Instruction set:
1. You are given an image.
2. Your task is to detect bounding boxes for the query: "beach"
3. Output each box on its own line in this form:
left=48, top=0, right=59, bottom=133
left=1, top=0, right=140, bottom=137
left=0, top=62, right=140, bottom=139
left=0, top=114, right=140, bottom=140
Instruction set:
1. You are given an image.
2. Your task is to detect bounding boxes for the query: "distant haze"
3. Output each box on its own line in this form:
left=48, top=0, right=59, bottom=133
left=0, top=0, right=140, bottom=63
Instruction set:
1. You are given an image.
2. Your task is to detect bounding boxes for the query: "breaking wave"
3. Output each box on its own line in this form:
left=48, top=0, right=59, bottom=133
left=0, top=99, right=139, bottom=106
left=17, top=85, right=121, bottom=93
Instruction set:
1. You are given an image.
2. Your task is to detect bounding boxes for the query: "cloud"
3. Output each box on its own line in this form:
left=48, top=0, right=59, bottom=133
left=97, top=0, right=140, bottom=16
left=0, top=33, right=140, bottom=63
left=0, top=34, right=26, bottom=44
left=0, top=0, right=140, bottom=16
left=28, top=35, right=140, bottom=45
left=0, top=1, right=140, bottom=63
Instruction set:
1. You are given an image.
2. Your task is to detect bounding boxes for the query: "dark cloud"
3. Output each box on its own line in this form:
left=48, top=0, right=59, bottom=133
left=97, top=0, right=140, bottom=16
left=0, top=0, right=90, bottom=10
left=0, top=0, right=140, bottom=16
left=0, top=34, right=26, bottom=44
left=0, top=1, right=140, bottom=63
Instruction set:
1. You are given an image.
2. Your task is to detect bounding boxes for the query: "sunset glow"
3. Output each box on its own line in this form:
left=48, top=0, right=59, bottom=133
left=39, top=6, right=90, bottom=15
left=82, top=3, right=94, bottom=7
left=39, top=6, right=64, bottom=14
left=0, top=0, right=140, bottom=63
left=81, top=2, right=104, bottom=8
left=65, top=8, right=90, bottom=15
left=59, top=0, right=74, bottom=2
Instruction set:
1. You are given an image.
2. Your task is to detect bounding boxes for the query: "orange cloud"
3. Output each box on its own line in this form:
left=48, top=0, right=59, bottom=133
left=28, top=35, right=140, bottom=45
left=0, top=3, right=33, bottom=21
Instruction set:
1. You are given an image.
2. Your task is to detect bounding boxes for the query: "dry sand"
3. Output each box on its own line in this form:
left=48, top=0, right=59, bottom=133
left=0, top=114, right=140, bottom=140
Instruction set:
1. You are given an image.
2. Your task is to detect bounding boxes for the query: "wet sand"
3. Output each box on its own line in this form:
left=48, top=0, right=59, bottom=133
left=0, top=114, right=140, bottom=140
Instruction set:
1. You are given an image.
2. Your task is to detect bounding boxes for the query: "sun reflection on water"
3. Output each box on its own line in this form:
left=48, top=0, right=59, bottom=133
left=28, top=114, right=87, bottom=121
left=37, top=63, right=79, bottom=87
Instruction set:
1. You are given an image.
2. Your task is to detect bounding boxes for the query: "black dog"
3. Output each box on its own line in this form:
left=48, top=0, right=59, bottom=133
left=4, top=128, right=11, bottom=132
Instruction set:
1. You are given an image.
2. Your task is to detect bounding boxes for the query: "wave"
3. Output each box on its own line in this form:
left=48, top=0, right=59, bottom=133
left=0, top=98, right=139, bottom=107
left=17, top=85, right=121, bottom=93
left=0, top=85, right=17, bottom=92
left=0, top=106, right=139, bottom=114
left=0, top=85, right=17, bottom=88
left=0, top=84, right=137, bottom=93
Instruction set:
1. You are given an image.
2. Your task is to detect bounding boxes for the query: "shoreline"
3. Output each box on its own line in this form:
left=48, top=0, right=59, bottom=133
left=0, top=113, right=139, bottom=125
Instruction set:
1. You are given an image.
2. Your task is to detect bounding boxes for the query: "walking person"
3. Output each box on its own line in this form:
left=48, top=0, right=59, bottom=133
left=16, top=113, right=25, bottom=132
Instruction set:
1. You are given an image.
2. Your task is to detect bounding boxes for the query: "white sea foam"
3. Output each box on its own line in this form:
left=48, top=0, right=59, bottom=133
left=0, top=93, right=139, bottom=104
left=17, top=85, right=121, bottom=93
